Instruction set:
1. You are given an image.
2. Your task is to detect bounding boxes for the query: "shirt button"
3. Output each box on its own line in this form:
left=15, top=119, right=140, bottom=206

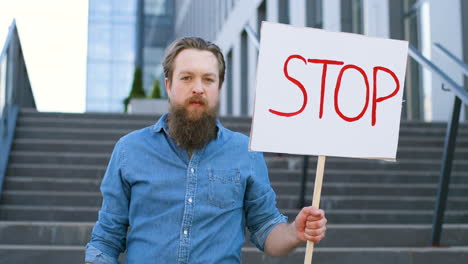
left=183, top=230, right=188, bottom=236
left=190, top=168, right=195, bottom=173
left=188, top=198, right=193, bottom=203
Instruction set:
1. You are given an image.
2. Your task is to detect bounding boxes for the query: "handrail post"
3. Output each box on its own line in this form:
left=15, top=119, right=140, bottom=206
left=431, top=96, right=462, bottom=246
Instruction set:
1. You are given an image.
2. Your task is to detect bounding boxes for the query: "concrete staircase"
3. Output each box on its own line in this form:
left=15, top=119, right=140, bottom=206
left=0, top=109, right=467, bottom=263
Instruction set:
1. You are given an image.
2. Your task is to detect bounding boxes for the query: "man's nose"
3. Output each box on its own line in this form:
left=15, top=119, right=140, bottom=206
left=192, top=79, right=204, bottom=94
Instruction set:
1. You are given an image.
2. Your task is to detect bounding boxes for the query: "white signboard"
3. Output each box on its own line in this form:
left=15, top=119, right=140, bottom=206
left=250, top=22, right=409, bottom=160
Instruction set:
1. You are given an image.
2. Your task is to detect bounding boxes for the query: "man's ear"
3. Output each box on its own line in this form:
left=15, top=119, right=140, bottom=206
left=165, top=78, right=171, bottom=96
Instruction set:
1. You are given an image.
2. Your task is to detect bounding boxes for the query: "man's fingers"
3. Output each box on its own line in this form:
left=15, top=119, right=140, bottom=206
left=304, top=232, right=326, bottom=243
left=304, top=207, right=324, bottom=216
left=305, top=226, right=326, bottom=236
left=306, top=217, right=327, bottom=229
left=306, top=210, right=324, bottom=220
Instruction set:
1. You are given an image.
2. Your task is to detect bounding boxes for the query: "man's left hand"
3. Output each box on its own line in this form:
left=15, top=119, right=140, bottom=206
left=294, top=207, right=327, bottom=243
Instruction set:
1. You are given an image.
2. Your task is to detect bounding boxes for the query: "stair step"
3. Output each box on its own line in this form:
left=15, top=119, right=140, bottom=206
left=0, top=221, right=93, bottom=245
left=3, top=177, right=101, bottom=192
left=241, top=246, right=468, bottom=264
left=0, top=244, right=467, bottom=264
left=0, top=205, right=99, bottom=222
left=281, top=209, right=468, bottom=224
left=0, top=245, right=85, bottom=264
left=1, top=205, right=466, bottom=223
left=268, top=169, right=468, bottom=183
left=12, top=138, right=116, bottom=153
left=248, top=224, right=468, bottom=248
left=271, top=182, right=468, bottom=196
left=0, top=222, right=466, bottom=248
left=266, top=157, right=468, bottom=171
left=8, top=147, right=468, bottom=165
left=6, top=159, right=468, bottom=178
left=16, top=119, right=468, bottom=139
left=0, top=191, right=102, bottom=207
left=276, top=195, right=468, bottom=210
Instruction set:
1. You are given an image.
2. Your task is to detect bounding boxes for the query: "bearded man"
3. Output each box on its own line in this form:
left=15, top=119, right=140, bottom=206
left=85, top=37, right=327, bottom=264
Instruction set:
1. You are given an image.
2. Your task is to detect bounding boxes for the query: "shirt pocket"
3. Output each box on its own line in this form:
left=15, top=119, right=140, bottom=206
left=208, top=168, right=241, bottom=209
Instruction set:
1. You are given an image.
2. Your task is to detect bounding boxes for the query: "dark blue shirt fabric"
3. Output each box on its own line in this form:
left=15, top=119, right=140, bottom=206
left=85, top=113, right=287, bottom=264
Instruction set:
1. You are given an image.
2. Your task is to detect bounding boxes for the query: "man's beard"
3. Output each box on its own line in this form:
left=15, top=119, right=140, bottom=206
left=167, top=95, right=218, bottom=153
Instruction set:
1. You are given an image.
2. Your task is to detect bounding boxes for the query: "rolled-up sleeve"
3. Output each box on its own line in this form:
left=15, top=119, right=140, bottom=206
left=86, top=139, right=130, bottom=262
left=85, top=244, right=118, bottom=264
left=244, top=152, right=288, bottom=251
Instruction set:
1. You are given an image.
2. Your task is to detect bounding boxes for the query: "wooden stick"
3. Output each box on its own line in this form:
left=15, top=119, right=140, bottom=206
left=304, top=155, right=326, bottom=264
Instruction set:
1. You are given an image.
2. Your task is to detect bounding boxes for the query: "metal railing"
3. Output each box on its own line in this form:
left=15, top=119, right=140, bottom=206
left=414, top=42, right=468, bottom=246
left=244, top=23, right=468, bottom=247
left=0, top=20, right=36, bottom=195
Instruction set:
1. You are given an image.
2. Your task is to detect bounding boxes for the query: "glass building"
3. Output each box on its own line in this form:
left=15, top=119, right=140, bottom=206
left=140, top=0, right=174, bottom=94
left=86, top=0, right=173, bottom=113
left=86, top=0, right=137, bottom=112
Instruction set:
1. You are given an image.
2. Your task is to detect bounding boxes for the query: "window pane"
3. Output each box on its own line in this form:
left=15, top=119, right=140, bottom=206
left=87, top=78, right=111, bottom=98
left=112, top=24, right=135, bottom=62
left=145, top=0, right=167, bottom=16
left=88, top=24, right=112, bottom=60
left=87, top=63, right=111, bottom=82
left=113, top=0, right=136, bottom=14
left=89, top=0, right=111, bottom=15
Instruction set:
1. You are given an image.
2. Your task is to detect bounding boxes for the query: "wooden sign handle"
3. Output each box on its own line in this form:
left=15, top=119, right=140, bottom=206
left=304, top=155, right=326, bottom=264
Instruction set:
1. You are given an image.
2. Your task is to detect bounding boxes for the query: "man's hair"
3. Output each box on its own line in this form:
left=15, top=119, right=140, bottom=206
left=163, top=37, right=226, bottom=88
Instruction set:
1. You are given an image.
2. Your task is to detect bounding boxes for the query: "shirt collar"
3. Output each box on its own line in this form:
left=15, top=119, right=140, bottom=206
left=152, top=112, right=224, bottom=139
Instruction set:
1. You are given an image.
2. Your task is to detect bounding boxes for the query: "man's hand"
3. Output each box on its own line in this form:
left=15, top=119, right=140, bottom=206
left=294, top=206, right=327, bottom=243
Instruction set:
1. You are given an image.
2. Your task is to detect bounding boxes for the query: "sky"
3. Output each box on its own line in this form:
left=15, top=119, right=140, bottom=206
left=0, top=0, right=88, bottom=113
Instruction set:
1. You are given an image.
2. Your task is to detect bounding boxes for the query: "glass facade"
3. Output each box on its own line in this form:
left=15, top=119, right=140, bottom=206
left=141, top=0, right=174, bottom=96
left=86, top=0, right=137, bottom=112
left=86, top=0, right=173, bottom=112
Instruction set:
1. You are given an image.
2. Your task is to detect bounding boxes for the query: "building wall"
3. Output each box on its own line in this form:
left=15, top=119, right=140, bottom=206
left=172, top=0, right=467, bottom=121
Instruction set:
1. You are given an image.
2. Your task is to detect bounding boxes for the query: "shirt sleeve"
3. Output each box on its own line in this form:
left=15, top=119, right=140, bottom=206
left=86, top=138, right=130, bottom=261
left=244, top=151, right=288, bottom=251
left=85, top=244, right=119, bottom=264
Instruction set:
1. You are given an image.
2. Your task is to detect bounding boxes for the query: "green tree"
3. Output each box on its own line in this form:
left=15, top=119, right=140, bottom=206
left=123, top=67, right=146, bottom=112
left=150, top=79, right=162, bottom=99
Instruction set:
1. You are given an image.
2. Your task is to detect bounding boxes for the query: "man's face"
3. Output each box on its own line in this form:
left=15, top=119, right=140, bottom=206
left=165, top=48, right=220, bottom=120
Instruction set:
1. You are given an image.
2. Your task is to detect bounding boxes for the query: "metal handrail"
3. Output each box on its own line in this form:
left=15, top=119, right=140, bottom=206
left=433, top=42, right=468, bottom=77
left=0, top=21, right=16, bottom=60
left=0, top=20, right=35, bottom=195
left=244, top=25, right=468, bottom=243
left=408, top=44, right=468, bottom=104
left=0, top=20, right=18, bottom=194
left=410, top=43, right=468, bottom=246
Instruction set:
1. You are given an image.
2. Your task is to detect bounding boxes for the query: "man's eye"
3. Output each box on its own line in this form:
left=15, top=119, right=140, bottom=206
left=205, top=78, right=214, bottom=83
left=181, top=76, right=191, bottom=81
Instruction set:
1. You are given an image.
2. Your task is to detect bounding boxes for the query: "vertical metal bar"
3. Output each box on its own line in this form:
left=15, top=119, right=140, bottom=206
left=431, top=96, right=462, bottom=246
left=298, top=155, right=309, bottom=208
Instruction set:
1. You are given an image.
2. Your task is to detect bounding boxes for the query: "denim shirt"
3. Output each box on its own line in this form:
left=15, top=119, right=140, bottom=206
left=85, top=114, right=287, bottom=264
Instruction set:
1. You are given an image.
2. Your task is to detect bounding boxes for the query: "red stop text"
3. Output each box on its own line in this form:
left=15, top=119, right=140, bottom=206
left=269, top=54, right=400, bottom=126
